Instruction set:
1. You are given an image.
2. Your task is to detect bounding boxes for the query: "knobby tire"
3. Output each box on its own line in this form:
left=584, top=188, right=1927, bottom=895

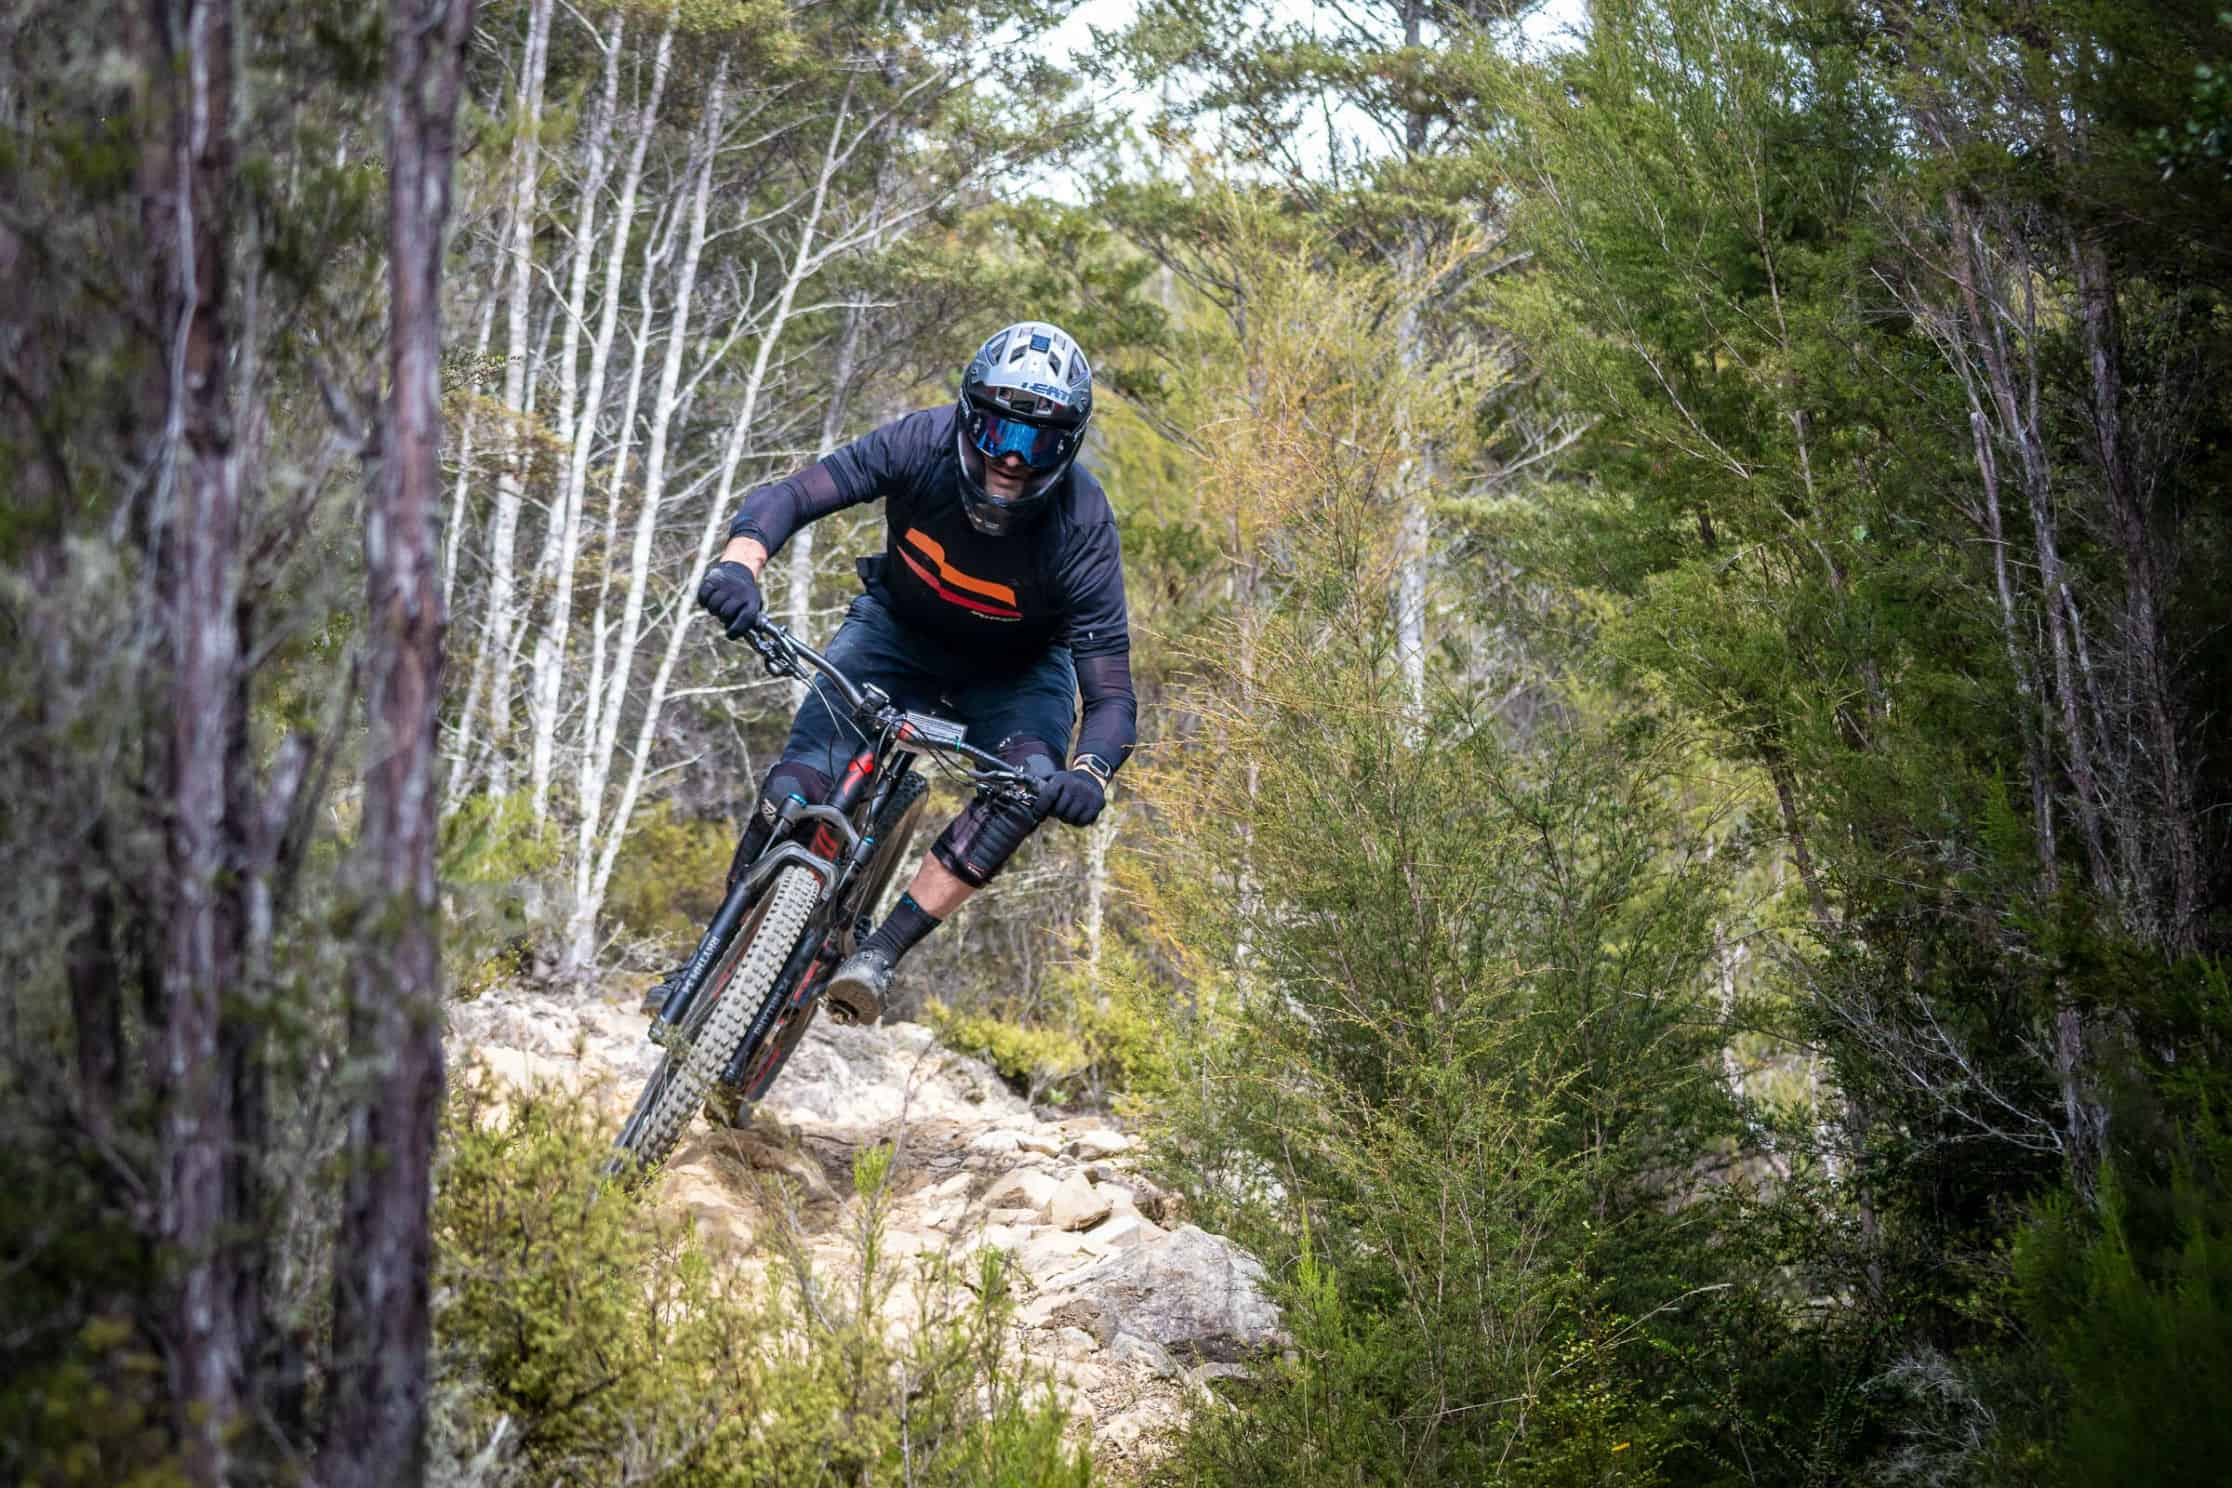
left=735, top=773, right=930, bottom=1106
left=612, top=864, right=820, bottom=1174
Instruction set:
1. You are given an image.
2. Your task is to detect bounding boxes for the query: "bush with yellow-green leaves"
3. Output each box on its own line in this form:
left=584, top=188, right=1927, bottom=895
left=433, top=1070, right=1092, bottom=1487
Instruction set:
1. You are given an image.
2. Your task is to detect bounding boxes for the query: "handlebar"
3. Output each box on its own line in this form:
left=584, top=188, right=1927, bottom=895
left=742, top=618, right=1037, bottom=789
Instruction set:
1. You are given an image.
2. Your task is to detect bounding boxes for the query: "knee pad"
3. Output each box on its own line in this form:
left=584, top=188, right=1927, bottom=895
left=929, top=736, right=1056, bottom=888
left=728, top=761, right=831, bottom=886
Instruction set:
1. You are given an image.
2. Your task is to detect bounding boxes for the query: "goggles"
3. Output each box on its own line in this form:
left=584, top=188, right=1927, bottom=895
left=971, top=411, right=1072, bottom=471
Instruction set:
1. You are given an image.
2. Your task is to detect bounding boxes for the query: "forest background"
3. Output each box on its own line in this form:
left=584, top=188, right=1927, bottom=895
left=6, top=0, right=2232, bottom=1483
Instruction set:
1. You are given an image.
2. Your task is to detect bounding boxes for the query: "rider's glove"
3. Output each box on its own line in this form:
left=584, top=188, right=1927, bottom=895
left=1037, top=763, right=1108, bottom=827
left=698, top=560, right=763, bottom=639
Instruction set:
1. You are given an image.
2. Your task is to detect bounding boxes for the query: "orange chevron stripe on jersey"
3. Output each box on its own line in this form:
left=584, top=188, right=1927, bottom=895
left=901, top=528, right=1023, bottom=619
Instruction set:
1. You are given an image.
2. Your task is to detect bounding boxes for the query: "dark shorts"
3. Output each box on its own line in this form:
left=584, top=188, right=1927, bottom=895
left=778, top=591, right=1078, bottom=781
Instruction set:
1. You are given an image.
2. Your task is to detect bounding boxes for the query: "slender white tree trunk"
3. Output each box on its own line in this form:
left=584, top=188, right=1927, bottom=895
left=440, top=291, right=497, bottom=612
left=466, top=0, right=550, bottom=802
left=568, top=87, right=849, bottom=968
left=1393, top=5, right=1431, bottom=718
left=571, top=28, right=674, bottom=831
left=526, top=10, right=625, bottom=824
left=1083, top=809, right=1116, bottom=988
left=1392, top=245, right=1429, bottom=718
left=785, top=299, right=867, bottom=699
left=564, top=66, right=729, bottom=971
left=574, top=198, right=676, bottom=870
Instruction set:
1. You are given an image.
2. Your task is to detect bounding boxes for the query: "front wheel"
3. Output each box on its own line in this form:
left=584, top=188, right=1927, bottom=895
left=610, top=864, right=821, bottom=1175
left=722, top=771, right=931, bottom=1116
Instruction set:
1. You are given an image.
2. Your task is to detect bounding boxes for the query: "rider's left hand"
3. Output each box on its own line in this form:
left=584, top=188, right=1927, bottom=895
left=1037, top=767, right=1106, bottom=827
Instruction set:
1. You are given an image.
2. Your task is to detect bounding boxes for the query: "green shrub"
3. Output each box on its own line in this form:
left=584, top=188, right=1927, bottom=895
left=0, top=1150, right=183, bottom=1488
left=2012, top=1145, right=2232, bottom=1486
left=433, top=1067, right=1092, bottom=1487
left=604, top=803, right=737, bottom=949
left=925, top=997, right=1088, bottom=1100
left=440, top=788, right=564, bottom=992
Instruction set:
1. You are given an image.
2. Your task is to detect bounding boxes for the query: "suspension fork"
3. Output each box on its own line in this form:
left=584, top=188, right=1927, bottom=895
left=714, top=747, right=882, bottom=1089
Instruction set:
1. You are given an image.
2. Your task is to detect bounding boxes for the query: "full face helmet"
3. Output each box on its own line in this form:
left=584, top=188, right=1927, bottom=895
left=954, top=321, right=1093, bottom=536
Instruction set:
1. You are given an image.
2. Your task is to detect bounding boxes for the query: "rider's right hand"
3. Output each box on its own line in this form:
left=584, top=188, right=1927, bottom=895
left=698, top=560, right=764, bottom=638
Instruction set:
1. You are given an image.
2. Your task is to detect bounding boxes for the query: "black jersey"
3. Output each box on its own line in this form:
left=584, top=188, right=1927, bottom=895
left=730, top=406, right=1137, bottom=771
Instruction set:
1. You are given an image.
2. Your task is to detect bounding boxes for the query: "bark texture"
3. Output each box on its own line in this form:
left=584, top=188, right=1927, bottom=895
left=143, top=0, right=252, bottom=1477
left=318, top=0, right=471, bottom=1481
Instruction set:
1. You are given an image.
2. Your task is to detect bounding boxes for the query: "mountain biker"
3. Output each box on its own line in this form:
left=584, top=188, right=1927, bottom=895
left=674, top=320, right=1135, bottom=1028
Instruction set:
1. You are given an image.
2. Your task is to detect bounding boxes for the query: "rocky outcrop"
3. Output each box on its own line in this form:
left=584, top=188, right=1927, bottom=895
left=1020, top=1224, right=1284, bottom=1364
left=447, top=982, right=1285, bottom=1473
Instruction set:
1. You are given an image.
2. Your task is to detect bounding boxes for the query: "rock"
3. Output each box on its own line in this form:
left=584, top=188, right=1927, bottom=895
left=459, top=997, right=1264, bottom=1470
left=1016, top=1228, right=1095, bottom=1281
left=1049, top=1174, right=1114, bottom=1232
left=973, top=1223, right=1027, bottom=1254
left=1106, top=1331, right=1181, bottom=1379
left=1100, top=1395, right=1188, bottom=1460
left=1054, top=1358, right=1105, bottom=1392
left=1067, top=1128, right=1132, bottom=1159
left=1090, top=1182, right=1141, bottom=1217
left=1019, top=1291, right=1115, bottom=1346
left=1186, top=1360, right=1253, bottom=1388
left=1089, top=1169, right=1175, bottom=1221
left=1050, top=1224, right=1282, bottom=1363
left=1082, top=1212, right=1163, bottom=1252
left=1050, top=1325, right=1100, bottom=1361
left=982, top=1168, right=1061, bottom=1213
left=753, top=1020, right=1035, bottom=1131
left=917, top=1199, right=965, bottom=1231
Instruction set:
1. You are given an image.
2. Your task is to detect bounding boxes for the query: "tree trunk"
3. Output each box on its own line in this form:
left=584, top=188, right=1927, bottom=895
left=1392, top=0, right=1430, bottom=718
left=146, top=0, right=251, bottom=1475
left=574, top=79, right=841, bottom=966
left=439, top=290, right=497, bottom=613
left=527, top=11, right=628, bottom=826
left=459, top=0, right=550, bottom=803
left=2070, top=231, right=2198, bottom=947
left=1083, top=809, right=1116, bottom=985
left=1963, top=403, right=2060, bottom=893
left=786, top=299, right=869, bottom=701
left=565, top=66, right=727, bottom=972
left=318, top=0, right=470, bottom=1481
left=1944, top=195, right=2116, bottom=899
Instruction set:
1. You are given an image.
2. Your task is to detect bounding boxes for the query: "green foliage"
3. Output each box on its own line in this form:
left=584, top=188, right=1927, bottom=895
left=434, top=1070, right=1093, bottom=1486
left=605, top=803, right=738, bottom=949
left=0, top=1123, right=183, bottom=1487
left=2012, top=1145, right=2232, bottom=1485
left=925, top=997, right=1088, bottom=1096
left=440, top=789, right=565, bottom=991
left=1107, top=237, right=1783, bottom=1485
left=2158, top=11, right=2232, bottom=177
left=924, top=940, right=1174, bottom=1106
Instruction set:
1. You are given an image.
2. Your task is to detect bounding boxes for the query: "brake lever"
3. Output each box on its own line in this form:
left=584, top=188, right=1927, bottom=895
left=971, top=755, right=1051, bottom=805
left=742, top=624, right=798, bottom=680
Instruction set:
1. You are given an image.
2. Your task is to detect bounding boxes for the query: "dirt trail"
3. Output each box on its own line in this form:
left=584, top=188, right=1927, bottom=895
left=448, top=983, right=1283, bottom=1472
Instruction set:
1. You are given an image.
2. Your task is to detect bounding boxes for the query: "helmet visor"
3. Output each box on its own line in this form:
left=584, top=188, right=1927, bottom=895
left=972, top=411, right=1071, bottom=470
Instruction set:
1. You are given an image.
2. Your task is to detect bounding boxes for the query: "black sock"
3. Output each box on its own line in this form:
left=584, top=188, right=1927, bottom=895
left=862, top=893, right=941, bottom=963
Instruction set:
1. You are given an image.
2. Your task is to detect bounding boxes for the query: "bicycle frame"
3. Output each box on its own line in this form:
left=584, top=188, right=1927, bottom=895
left=646, top=617, right=1038, bottom=1104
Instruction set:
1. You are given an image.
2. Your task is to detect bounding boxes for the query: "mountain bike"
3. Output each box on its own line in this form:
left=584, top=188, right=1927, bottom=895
left=608, top=616, right=1041, bottom=1176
